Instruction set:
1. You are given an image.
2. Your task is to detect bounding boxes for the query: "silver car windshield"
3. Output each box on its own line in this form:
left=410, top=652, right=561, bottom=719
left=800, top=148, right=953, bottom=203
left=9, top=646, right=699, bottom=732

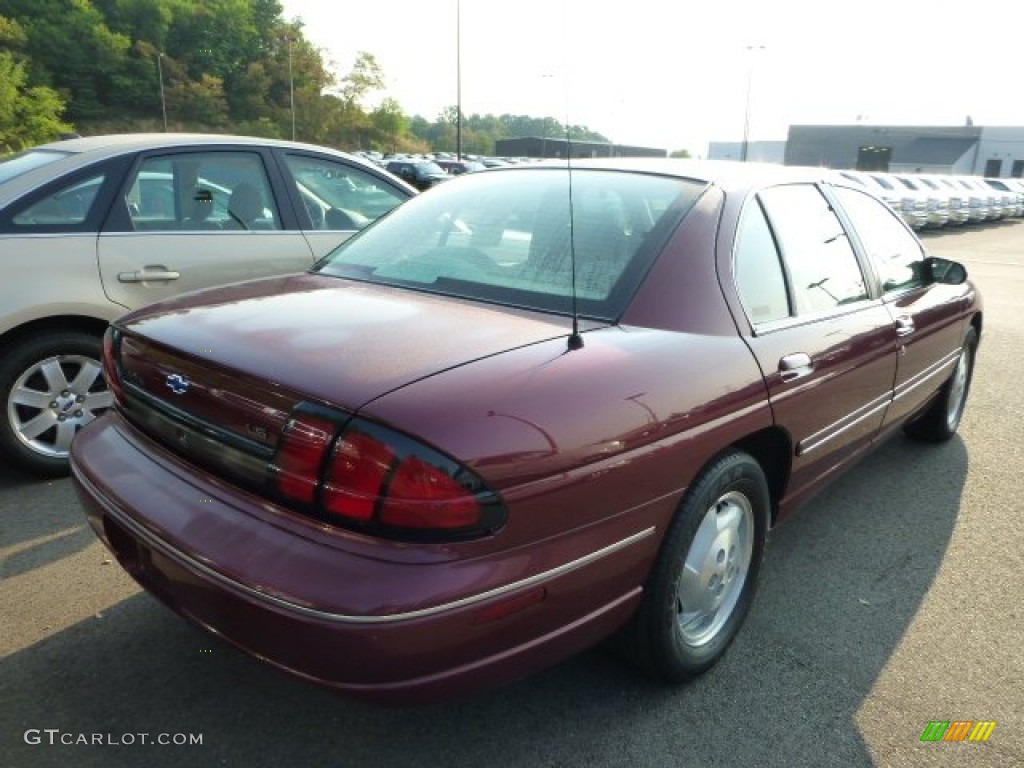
left=316, top=167, right=705, bottom=320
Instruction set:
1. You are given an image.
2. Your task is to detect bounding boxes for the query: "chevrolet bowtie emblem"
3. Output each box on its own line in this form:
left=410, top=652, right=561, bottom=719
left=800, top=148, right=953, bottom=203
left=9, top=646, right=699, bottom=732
left=166, top=373, right=191, bottom=395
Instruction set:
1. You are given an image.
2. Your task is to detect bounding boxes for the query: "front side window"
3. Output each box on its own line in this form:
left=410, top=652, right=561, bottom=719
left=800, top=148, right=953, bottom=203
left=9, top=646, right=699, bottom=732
left=283, top=154, right=408, bottom=231
left=758, top=184, right=868, bottom=315
left=125, top=152, right=281, bottom=232
left=832, top=185, right=926, bottom=294
left=316, top=168, right=705, bottom=320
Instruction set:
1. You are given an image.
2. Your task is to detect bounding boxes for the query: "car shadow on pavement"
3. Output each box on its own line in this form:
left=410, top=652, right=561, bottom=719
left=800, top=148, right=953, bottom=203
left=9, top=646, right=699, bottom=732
left=0, top=467, right=94, bottom=579
left=0, top=434, right=967, bottom=768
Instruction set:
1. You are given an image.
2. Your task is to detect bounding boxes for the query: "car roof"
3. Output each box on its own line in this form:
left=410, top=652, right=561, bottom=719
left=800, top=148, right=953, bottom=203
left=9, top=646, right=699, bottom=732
left=32, top=132, right=348, bottom=156
left=1, top=133, right=415, bottom=206
left=494, top=158, right=843, bottom=190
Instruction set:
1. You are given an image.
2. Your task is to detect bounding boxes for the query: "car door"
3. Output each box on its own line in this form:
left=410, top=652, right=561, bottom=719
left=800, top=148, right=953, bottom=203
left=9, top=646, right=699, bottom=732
left=828, top=184, right=969, bottom=427
left=730, top=183, right=898, bottom=504
left=277, top=151, right=412, bottom=259
left=97, top=148, right=314, bottom=311
left=0, top=162, right=133, bottom=329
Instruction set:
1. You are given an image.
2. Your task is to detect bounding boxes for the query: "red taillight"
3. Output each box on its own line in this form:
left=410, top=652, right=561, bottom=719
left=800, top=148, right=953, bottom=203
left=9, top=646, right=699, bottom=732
left=324, top=428, right=482, bottom=530
left=272, top=408, right=504, bottom=540
left=323, top=431, right=396, bottom=520
left=101, top=328, right=124, bottom=404
left=380, top=455, right=481, bottom=529
left=274, top=413, right=337, bottom=503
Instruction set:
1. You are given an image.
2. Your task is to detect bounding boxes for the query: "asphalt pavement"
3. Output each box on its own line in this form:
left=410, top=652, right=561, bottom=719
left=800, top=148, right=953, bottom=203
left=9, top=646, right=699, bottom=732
left=1, top=220, right=1021, bottom=768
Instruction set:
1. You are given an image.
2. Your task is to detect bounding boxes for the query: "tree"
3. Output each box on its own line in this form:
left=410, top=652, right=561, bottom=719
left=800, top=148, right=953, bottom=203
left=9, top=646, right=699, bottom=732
left=336, top=51, right=384, bottom=112
left=165, top=73, right=229, bottom=127
left=0, top=51, right=72, bottom=151
left=670, top=148, right=692, bottom=158
left=4, top=0, right=133, bottom=121
left=371, top=98, right=407, bottom=152
left=0, top=14, right=28, bottom=51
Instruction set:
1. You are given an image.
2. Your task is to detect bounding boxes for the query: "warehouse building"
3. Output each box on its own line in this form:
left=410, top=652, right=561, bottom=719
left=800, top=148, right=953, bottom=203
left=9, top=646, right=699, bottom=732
left=784, top=125, right=1024, bottom=177
left=494, top=137, right=666, bottom=159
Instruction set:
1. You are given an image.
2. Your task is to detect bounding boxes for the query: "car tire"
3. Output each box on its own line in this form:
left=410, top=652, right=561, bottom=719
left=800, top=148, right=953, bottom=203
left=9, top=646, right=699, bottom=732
left=614, top=450, right=769, bottom=682
left=0, top=331, right=112, bottom=477
left=904, top=326, right=978, bottom=443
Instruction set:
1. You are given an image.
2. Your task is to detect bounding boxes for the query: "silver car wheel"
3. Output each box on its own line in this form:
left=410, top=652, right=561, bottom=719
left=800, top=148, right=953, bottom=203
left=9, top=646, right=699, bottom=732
left=945, top=348, right=970, bottom=432
left=676, top=490, right=754, bottom=647
left=7, top=354, right=112, bottom=458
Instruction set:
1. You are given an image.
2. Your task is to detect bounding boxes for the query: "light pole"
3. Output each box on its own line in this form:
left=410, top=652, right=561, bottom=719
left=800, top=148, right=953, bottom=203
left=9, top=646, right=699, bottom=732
left=156, top=52, right=168, bottom=131
left=287, top=36, right=296, bottom=141
left=740, top=44, right=765, bottom=162
left=455, top=0, right=462, bottom=160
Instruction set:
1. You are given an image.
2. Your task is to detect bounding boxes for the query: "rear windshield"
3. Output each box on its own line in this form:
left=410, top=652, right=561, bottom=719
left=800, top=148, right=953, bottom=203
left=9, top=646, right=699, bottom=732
left=415, top=162, right=445, bottom=175
left=0, top=150, right=70, bottom=185
left=315, top=168, right=706, bottom=320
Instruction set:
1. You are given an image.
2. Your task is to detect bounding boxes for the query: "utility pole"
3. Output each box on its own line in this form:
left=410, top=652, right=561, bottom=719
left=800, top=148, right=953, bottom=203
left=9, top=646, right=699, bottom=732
left=456, top=0, right=463, bottom=160
left=157, top=52, right=168, bottom=131
left=741, top=44, right=765, bottom=162
left=288, top=36, right=296, bottom=141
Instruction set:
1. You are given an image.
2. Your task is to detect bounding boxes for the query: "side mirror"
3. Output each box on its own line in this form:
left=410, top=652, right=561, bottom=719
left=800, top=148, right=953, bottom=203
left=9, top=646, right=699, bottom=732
left=926, top=256, right=968, bottom=285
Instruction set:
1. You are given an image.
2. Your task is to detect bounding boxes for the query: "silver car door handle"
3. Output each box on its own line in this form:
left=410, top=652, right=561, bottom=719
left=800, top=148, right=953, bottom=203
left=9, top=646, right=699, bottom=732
left=779, top=352, right=814, bottom=382
left=118, top=268, right=181, bottom=283
left=895, top=316, right=915, bottom=337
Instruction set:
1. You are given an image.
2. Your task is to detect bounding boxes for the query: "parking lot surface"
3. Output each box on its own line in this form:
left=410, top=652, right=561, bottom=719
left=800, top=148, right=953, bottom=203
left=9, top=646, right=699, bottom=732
left=1, top=220, right=1021, bottom=768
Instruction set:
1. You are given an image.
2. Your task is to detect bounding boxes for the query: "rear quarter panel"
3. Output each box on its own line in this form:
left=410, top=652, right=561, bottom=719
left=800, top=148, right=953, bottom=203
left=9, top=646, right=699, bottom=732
left=361, top=187, right=772, bottom=551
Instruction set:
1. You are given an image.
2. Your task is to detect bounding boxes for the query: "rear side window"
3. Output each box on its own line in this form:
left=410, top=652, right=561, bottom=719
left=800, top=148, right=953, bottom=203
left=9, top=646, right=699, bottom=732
left=733, top=198, right=790, bottom=324
left=758, top=184, right=868, bottom=315
left=10, top=173, right=106, bottom=228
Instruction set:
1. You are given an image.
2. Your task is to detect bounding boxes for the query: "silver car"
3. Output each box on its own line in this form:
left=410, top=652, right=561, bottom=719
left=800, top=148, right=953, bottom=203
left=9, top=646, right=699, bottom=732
left=0, top=133, right=416, bottom=475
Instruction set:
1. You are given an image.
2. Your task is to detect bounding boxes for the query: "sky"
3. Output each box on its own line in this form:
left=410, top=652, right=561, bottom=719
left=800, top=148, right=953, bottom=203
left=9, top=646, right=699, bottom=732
left=279, top=0, right=1021, bottom=156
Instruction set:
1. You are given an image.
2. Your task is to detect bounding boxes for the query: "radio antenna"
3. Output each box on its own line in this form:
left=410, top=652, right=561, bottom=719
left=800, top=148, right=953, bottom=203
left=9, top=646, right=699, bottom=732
left=562, top=35, right=583, bottom=351
left=566, top=129, right=583, bottom=350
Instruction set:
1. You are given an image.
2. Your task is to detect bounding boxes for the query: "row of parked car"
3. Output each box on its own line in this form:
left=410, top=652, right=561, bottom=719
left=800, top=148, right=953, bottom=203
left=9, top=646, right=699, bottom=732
left=353, top=151, right=535, bottom=190
left=836, top=170, right=1024, bottom=229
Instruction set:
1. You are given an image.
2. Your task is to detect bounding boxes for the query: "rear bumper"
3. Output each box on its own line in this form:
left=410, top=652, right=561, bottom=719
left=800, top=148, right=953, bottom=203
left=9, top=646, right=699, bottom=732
left=71, top=413, right=652, bottom=704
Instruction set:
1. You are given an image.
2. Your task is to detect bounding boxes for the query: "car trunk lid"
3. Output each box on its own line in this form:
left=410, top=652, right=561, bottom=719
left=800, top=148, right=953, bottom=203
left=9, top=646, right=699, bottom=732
left=113, top=273, right=575, bottom=476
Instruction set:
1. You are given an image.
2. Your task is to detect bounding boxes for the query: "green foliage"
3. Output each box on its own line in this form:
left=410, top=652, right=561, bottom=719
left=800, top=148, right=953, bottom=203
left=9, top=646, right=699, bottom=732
left=1, top=1, right=614, bottom=154
left=670, top=148, right=692, bottom=158
left=0, top=14, right=28, bottom=49
left=165, top=73, right=230, bottom=126
left=336, top=51, right=384, bottom=111
left=0, top=51, right=73, bottom=151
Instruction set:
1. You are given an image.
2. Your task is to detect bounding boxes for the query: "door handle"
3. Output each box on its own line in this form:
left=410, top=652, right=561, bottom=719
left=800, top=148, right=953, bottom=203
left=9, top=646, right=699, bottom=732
left=779, top=352, right=814, bottom=382
left=895, top=315, right=915, bottom=337
left=117, top=267, right=181, bottom=283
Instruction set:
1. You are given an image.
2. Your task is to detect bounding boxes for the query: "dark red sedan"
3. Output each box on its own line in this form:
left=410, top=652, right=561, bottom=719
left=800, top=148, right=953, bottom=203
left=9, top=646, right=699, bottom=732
left=71, top=160, right=981, bottom=704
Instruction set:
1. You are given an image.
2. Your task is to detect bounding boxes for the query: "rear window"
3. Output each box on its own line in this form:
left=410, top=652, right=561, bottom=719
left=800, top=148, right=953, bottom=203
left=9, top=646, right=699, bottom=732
left=315, top=168, right=705, bottom=320
left=0, top=150, right=70, bottom=185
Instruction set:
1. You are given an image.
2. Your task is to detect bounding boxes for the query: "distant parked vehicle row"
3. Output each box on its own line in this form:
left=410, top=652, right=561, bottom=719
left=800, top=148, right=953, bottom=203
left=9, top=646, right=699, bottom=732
left=837, top=170, right=1024, bottom=229
left=355, top=150, right=538, bottom=187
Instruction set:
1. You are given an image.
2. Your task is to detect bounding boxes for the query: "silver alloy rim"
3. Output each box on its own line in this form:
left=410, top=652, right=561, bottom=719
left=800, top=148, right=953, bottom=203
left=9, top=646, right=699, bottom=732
left=945, top=347, right=970, bottom=431
left=7, top=354, right=113, bottom=458
left=676, top=490, right=754, bottom=647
